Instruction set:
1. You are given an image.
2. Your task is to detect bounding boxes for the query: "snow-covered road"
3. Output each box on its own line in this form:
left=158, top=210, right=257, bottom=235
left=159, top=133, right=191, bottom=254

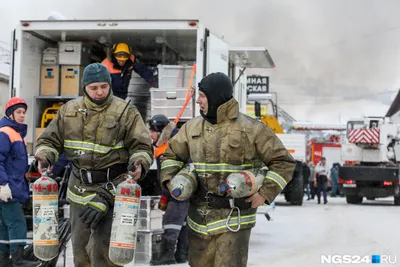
left=59, top=195, right=399, bottom=267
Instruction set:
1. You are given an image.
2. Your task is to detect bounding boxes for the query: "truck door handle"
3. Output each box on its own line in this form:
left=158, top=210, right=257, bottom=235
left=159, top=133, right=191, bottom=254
left=166, top=92, right=177, bottom=100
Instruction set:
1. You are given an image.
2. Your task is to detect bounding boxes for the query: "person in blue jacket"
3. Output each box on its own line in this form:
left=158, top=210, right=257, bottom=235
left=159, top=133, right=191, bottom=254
left=101, top=42, right=154, bottom=100
left=0, top=97, right=36, bottom=267
left=148, top=114, right=189, bottom=266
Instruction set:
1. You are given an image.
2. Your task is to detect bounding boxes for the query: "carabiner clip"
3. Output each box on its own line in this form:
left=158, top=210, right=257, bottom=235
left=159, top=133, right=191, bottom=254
left=74, top=185, right=86, bottom=194
left=226, top=198, right=241, bottom=232
left=104, top=168, right=116, bottom=194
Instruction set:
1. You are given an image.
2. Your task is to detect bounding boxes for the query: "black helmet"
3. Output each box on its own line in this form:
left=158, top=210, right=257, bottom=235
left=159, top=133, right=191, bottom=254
left=148, top=114, right=170, bottom=132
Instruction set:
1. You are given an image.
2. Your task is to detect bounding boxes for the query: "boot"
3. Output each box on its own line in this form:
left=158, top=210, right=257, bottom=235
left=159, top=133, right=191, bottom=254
left=11, top=247, right=37, bottom=267
left=150, top=239, right=177, bottom=266
left=0, top=252, right=12, bottom=267
left=175, top=241, right=188, bottom=263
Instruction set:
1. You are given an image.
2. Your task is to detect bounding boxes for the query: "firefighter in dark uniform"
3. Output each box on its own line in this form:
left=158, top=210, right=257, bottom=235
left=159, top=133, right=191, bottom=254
left=101, top=43, right=154, bottom=100
left=148, top=114, right=189, bottom=265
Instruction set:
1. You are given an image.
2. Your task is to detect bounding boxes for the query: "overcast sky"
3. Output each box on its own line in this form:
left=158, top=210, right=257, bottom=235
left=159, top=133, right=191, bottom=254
left=1, top=0, right=400, bottom=124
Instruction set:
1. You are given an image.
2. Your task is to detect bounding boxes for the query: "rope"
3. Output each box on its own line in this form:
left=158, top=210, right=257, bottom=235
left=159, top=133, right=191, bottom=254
left=173, top=63, right=196, bottom=124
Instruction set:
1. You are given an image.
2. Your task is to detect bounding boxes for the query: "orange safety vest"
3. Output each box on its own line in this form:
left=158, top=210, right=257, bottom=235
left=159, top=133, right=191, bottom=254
left=101, top=55, right=135, bottom=74
left=155, top=142, right=169, bottom=159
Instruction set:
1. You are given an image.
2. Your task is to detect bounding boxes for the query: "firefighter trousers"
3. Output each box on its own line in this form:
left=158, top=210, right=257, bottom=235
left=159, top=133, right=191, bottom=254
left=188, top=228, right=252, bottom=267
left=162, top=200, right=189, bottom=247
left=0, top=201, right=27, bottom=253
left=70, top=203, right=119, bottom=267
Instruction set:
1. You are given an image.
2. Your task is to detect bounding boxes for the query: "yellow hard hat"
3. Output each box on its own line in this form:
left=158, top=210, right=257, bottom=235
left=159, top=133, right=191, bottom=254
left=113, top=43, right=131, bottom=60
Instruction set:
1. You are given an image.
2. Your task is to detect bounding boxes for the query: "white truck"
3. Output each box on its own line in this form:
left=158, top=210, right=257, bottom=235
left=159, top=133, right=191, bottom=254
left=340, top=116, right=400, bottom=205
left=8, top=19, right=275, bottom=189
left=8, top=19, right=274, bottom=162
left=276, top=133, right=307, bottom=205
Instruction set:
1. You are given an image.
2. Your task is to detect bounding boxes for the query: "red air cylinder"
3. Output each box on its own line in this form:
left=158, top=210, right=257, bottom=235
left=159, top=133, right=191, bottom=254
left=32, top=172, right=59, bottom=261
left=109, top=176, right=141, bottom=265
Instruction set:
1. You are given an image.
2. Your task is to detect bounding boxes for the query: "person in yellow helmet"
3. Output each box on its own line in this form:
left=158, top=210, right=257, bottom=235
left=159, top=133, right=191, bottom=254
left=102, top=43, right=154, bottom=100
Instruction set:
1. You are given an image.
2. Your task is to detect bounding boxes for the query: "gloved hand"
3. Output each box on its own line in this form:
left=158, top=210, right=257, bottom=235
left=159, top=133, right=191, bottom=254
left=128, top=159, right=143, bottom=181
left=0, top=184, right=12, bottom=202
left=35, top=155, right=52, bottom=174
left=158, top=195, right=168, bottom=211
left=79, top=187, right=114, bottom=229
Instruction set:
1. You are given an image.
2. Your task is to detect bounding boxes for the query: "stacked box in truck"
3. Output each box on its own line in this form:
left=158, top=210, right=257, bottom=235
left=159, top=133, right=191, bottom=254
left=9, top=19, right=275, bottom=157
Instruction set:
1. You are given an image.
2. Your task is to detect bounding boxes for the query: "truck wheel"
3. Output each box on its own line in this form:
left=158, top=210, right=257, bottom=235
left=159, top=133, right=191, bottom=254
left=288, top=171, right=304, bottom=206
left=394, top=197, right=400, bottom=206
left=346, top=195, right=363, bottom=204
left=284, top=191, right=291, bottom=202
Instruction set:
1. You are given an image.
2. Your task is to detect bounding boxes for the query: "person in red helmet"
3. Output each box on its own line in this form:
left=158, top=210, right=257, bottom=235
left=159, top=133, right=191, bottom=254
left=0, top=97, right=37, bottom=266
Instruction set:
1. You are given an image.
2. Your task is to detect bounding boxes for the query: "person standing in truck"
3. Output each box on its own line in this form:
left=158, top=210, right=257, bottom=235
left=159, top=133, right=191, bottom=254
left=147, top=114, right=189, bottom=265
left=160, top=72, right=296, bottom=267
left=315, top=157, right=329, bottom=204
left=101, top=42, right=154, bottom=100
left=0, top=97, right=37, bottom=267
left=35, top=63, right=154, bottom=267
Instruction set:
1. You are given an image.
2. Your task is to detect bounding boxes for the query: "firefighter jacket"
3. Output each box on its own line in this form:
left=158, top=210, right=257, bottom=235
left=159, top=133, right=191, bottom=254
left=160, top=98, right=295, bottom=237
left=35, top=94, right=154, bottom=207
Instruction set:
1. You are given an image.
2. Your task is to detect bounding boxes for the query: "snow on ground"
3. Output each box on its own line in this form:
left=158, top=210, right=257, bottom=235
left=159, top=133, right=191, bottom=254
left=57, top=195, right=399, bottom=267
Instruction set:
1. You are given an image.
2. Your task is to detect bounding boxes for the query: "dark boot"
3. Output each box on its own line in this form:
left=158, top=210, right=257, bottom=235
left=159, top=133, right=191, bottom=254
left=150, top=239, right=177, bottom=266
left=0, top=252, right=12, bottom=267
left=11, top=247, right=37, bottom=267
left=175, top=241, right=188, bottom=263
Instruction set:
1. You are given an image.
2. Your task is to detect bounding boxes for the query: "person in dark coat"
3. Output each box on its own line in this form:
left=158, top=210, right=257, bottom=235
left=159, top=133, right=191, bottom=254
left=148, top=114, right=189, bottom=265
left=101, top=42, right=154, bottom=100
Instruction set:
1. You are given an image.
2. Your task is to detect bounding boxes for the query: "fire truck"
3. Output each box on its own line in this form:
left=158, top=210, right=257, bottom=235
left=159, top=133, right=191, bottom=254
left=291, top=122, right=345, bottom=168
left=339, top=116, right=400, bottom=205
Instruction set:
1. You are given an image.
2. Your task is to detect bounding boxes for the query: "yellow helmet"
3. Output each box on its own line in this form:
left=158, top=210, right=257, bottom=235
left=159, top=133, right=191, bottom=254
left=113, top=43, right=131, bottom=60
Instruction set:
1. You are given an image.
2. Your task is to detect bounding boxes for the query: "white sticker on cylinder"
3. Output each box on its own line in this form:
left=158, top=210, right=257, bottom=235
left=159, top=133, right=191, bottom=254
left=41, top=206, right=55, bottom=217
left=121, top=213, right=134, bottom=226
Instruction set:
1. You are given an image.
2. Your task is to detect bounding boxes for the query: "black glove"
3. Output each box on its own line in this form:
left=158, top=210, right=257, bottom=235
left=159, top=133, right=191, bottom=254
left=79, top=187, right=115, bottom=229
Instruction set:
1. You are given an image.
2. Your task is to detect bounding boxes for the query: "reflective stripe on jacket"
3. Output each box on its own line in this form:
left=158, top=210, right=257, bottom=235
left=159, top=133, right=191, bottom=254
left=160, top=98, right=296, bottom=236
left=0, top=117, right=29, bottom=203
left=35, top=94, right=154, bottom=175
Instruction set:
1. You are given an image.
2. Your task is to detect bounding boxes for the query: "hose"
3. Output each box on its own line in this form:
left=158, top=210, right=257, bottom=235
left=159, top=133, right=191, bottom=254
left=23, top=218, right=72, bottom=266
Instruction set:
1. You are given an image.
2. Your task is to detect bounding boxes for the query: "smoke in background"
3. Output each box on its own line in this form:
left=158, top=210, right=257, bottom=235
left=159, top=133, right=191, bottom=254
left=3, top=0, right=400, bottom=122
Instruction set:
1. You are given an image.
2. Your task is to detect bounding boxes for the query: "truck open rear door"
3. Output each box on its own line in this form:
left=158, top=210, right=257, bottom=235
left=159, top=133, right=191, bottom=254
left=204, top=29, right=229, bottom=75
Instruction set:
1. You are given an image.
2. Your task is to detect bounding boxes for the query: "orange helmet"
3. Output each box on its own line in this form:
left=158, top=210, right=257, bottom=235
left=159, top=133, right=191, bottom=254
left=5, top=97, right=28, bottom=116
